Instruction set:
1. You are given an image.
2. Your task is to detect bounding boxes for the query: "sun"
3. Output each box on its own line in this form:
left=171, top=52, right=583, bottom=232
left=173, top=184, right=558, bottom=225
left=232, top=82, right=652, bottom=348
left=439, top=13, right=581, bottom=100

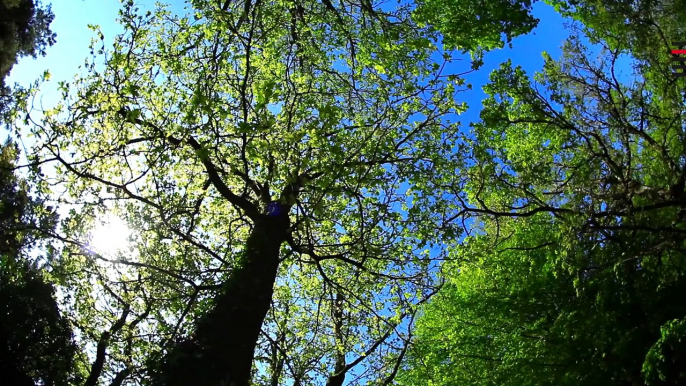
left=88, top=214, right=133, bottom=258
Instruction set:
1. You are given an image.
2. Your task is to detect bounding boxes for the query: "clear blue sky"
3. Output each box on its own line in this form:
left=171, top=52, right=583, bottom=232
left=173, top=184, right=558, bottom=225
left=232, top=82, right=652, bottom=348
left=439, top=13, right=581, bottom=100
left=7, top=0, right=185, bottom=103
left=9, top=0, right=123, bottom=90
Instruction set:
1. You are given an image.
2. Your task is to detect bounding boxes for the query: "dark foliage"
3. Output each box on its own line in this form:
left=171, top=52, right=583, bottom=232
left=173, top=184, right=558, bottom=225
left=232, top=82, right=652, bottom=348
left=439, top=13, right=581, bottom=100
left=0, top=256, right=82, bottom=386
left=1, top=141, right=80, bottom=386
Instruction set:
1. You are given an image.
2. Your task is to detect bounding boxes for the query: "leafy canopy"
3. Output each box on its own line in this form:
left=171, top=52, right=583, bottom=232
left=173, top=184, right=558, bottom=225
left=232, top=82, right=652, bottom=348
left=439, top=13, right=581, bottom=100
left=399, top=5, right=686, bottom=385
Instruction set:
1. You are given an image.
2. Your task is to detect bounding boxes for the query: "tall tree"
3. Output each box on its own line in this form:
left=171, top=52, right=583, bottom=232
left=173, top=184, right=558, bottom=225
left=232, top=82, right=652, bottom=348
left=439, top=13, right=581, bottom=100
left=0, top=3, right=77, bottom=384
left=546, top=0, right=686, bottom=50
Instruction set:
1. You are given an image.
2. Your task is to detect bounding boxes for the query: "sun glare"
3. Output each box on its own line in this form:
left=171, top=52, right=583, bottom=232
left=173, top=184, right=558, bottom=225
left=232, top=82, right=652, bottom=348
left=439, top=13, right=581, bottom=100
left=88, top=214, right=133, bottom=257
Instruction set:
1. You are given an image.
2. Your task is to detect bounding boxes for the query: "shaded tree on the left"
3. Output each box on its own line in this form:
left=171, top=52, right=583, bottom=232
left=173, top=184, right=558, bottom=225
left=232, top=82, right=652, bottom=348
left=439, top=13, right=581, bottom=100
left=0, top=0, right=84, bottom=386
left=1, top=4, right=79, bottom=381
left=0, top=140, right=83, bottom=386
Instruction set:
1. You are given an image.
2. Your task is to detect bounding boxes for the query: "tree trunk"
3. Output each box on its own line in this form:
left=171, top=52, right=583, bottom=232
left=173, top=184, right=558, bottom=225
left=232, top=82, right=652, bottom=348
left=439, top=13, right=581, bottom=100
left=154, top=211, right=289, bottom=386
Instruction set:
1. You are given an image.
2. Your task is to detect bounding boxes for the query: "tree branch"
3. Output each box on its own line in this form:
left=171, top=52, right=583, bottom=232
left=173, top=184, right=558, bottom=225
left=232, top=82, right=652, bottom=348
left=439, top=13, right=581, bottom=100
left=84, top=304, right=131, bottom=386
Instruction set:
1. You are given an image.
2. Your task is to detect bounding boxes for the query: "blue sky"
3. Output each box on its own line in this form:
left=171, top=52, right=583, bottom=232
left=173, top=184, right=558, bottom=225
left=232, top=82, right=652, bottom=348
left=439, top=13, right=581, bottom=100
left=9, top=0, right=124, bottom=90
left=453, top=1, right=580, bottom=126
left=8, top=0, right=184, bottom=102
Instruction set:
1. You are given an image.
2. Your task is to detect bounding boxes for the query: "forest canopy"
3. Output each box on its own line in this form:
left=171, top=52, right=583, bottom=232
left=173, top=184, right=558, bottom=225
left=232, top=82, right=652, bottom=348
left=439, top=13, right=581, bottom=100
left=2, top=0, right=686, bottom=385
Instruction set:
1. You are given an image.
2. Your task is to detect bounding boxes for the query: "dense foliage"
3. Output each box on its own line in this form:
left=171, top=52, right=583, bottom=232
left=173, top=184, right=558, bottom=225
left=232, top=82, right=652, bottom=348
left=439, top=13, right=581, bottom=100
left=398, top=0, right=686, bottom=385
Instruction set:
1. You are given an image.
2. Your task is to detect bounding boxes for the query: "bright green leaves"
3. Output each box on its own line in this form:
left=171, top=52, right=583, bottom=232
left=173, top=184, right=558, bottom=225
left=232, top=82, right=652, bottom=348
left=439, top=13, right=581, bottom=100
left=237, top=122, right=253, bottom=134
left=194, top=147, right=210, bottom=161
left=124, top=108, right=142, bottom=122
left=255, top=79, right=277, bottom=111
left=413, top=0, right=539, bottom=58
left=401, top=7, right=686, bottom=385
left=643, top=318, right=686, bottom=385
left=315, top=103, right=342, bottom=133
left=190, top=87, right=209, bottom=110
left=466, top=59, right=567, bottom=211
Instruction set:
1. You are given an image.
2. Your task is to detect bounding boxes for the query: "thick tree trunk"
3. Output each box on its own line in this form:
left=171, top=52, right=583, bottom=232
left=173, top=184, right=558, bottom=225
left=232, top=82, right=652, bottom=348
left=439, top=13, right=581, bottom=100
left=154, top=212, right=289, bottom=386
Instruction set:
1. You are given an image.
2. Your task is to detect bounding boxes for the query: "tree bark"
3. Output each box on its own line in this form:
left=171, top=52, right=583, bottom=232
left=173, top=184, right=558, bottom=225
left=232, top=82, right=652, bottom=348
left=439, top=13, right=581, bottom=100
left=154, top=211, right=289, bottom=386
left=326, top=291, right=347, bottom=386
